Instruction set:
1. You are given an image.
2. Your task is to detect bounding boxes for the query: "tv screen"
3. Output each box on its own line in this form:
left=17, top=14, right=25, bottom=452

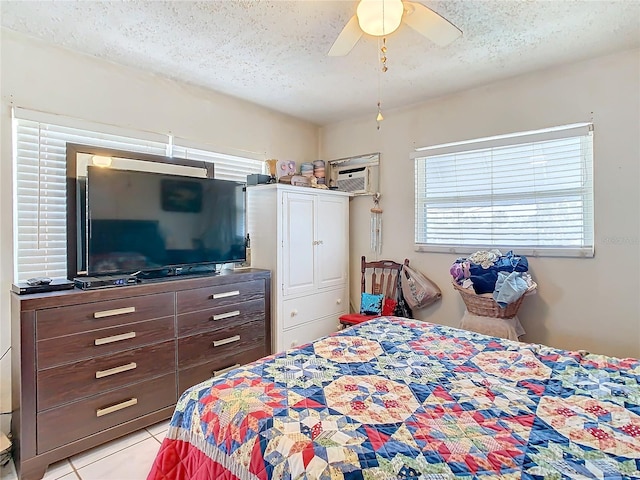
left=85, top=166, right=246, bottom=278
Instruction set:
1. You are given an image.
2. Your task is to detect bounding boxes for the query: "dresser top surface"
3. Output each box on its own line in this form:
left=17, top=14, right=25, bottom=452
left=12, top=268, right=271, bottom=311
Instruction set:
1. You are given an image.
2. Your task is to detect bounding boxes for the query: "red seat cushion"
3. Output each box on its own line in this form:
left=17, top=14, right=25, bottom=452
left=339, top=313, right=378, bottom=326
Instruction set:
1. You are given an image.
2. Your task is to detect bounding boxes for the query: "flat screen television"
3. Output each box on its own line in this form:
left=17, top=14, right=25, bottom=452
left=82, top=165, right=246, bottom=280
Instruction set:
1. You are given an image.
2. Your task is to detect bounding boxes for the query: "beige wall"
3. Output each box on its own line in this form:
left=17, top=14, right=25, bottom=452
left=320, top=48, right=640, bottom=360
left=0, top=29, right=319, bottom=435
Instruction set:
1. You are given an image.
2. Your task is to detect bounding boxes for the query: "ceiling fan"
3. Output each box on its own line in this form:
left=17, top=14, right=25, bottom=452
left=328, top=0, right=462, bottom=56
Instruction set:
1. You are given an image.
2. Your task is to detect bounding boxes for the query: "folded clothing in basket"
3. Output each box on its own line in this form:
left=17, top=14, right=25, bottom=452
left=451, top=250, right=536, bottom=307
left=469, top=262, right=498, bottom=294
left=493, top=271, right=529, bottom=307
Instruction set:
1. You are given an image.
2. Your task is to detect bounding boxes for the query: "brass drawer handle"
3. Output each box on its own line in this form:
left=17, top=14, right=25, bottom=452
left=212, top=363, right=240, bottom=377
left=95, top=362, right=137, bottom=379
left=94, top=331, right=136, bottom=346
left=212, top=335, right=240, bottom=347
left=212, top=310, right=240, bottom=321
left=96, top=397, right=138, bottom=417
left=212, top=290, right=240, bottom=299
left=94, top=306, right=136, bottom=319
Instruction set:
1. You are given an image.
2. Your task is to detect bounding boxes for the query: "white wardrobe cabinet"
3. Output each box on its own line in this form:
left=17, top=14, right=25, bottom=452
left=247, top=184, right=350, bottom=352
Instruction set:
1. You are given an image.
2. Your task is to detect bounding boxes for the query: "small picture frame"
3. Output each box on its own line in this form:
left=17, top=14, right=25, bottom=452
left=161, top=179, right=203, bottom=212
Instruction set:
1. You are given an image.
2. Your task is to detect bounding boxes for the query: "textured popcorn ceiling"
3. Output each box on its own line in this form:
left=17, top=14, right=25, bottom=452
left=2, top=1, right=639, bottom=125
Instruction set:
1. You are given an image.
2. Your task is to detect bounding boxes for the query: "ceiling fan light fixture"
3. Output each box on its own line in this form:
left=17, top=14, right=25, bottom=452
left=357, top=0, right=404, bottom=36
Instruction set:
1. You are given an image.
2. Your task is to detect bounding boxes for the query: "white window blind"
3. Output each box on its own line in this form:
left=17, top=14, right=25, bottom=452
left=12, top=109, right=264, bottom=282
left=172, top=139, right=265, bottom=182
left=413, top=123, right=594, bottom=257
left=13, top=116, right=168, bottom=282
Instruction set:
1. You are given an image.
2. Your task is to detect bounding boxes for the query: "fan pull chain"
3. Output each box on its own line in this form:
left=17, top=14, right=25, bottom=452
left=377, top=37, right=388, bottom=130
left=381, top=37, right=388, bottom=73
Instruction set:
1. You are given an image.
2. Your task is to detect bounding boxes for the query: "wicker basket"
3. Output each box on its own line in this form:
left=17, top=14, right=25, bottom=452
left=452, top=281, right=527, bottom=318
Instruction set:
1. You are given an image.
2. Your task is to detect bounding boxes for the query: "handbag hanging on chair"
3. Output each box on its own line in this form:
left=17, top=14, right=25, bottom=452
left=401, top=264, right=442, bottom=310
left=393, top=272, right=413, bottom=319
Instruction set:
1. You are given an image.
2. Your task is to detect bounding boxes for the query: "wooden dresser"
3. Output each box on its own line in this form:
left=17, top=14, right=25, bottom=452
left=11, top=269, right=271, bottom=480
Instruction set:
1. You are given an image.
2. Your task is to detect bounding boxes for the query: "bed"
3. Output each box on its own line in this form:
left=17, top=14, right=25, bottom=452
left=148, top=316, right=640, bottom=479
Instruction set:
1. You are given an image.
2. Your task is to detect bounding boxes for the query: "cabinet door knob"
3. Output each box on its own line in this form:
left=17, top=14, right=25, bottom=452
left=290, top=310, right=298, bottom=317
left=336, top=298, right=342, bottom=304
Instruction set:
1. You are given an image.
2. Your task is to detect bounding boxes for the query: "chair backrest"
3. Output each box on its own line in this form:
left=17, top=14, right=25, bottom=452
left=360, top=256, right=409, bottom=299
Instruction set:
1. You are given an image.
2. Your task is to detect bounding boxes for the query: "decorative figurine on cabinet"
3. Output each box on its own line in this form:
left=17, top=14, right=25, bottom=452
left=276, top=160, right=296, bottom=179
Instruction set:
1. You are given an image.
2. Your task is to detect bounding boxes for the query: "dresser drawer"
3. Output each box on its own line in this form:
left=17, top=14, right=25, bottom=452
left=38, top=340, right=176, bottom=411
left=176, top=279, right=264, bottom=314
left=37, top=373, right=176, bottom=453
left=282, top=287, right=347, bottom=330
left=177, top=345, right=267, bottom=394
left=278, top=314, right=341, bottom=352
left=37, top=316, right=175, bottom=369
left=177, top=298, right=265, bottom=337
left=178, top=320, right=266, bottom=369
left=36, top=292, right=174, bottom=340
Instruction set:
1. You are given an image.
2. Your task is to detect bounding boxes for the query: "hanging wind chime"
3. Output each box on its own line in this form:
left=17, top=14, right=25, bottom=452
left=370, top=192, right=383, bottom=254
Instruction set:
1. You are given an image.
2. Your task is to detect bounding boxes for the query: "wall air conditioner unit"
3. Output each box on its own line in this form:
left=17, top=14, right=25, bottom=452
left=328, top=152, right=380, bottom=196
left=334, top=164, right=370, bottom=194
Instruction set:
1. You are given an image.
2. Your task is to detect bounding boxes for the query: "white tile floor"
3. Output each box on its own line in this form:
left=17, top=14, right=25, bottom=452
left=0, top=420, right=169, bottom=480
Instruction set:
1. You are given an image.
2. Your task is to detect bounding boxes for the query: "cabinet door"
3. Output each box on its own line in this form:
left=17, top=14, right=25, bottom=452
left=316, top=195, right=348, bottom=288
left=282, top=192, right=316, bottom=296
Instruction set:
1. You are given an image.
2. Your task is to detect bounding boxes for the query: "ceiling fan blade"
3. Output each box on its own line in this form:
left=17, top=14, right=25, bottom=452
left=402, top=1, right=462, bottom=47
left=328, top=15, right=363, bottom=56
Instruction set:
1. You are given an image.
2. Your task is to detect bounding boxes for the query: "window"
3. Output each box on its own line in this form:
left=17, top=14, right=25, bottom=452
left=12, top=108, right=265, bottom=282
left=413, top=123, right=594, bottom=257
left=172, top=139, right=264, bottom=183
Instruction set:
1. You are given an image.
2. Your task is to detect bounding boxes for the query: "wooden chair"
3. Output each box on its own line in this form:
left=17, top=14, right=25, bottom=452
left=339, top=256, right=409, bottom=328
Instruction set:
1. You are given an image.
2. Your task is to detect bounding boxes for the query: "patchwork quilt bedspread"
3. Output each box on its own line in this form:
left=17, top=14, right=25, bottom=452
left=148, top=316, right=640, bottom=479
